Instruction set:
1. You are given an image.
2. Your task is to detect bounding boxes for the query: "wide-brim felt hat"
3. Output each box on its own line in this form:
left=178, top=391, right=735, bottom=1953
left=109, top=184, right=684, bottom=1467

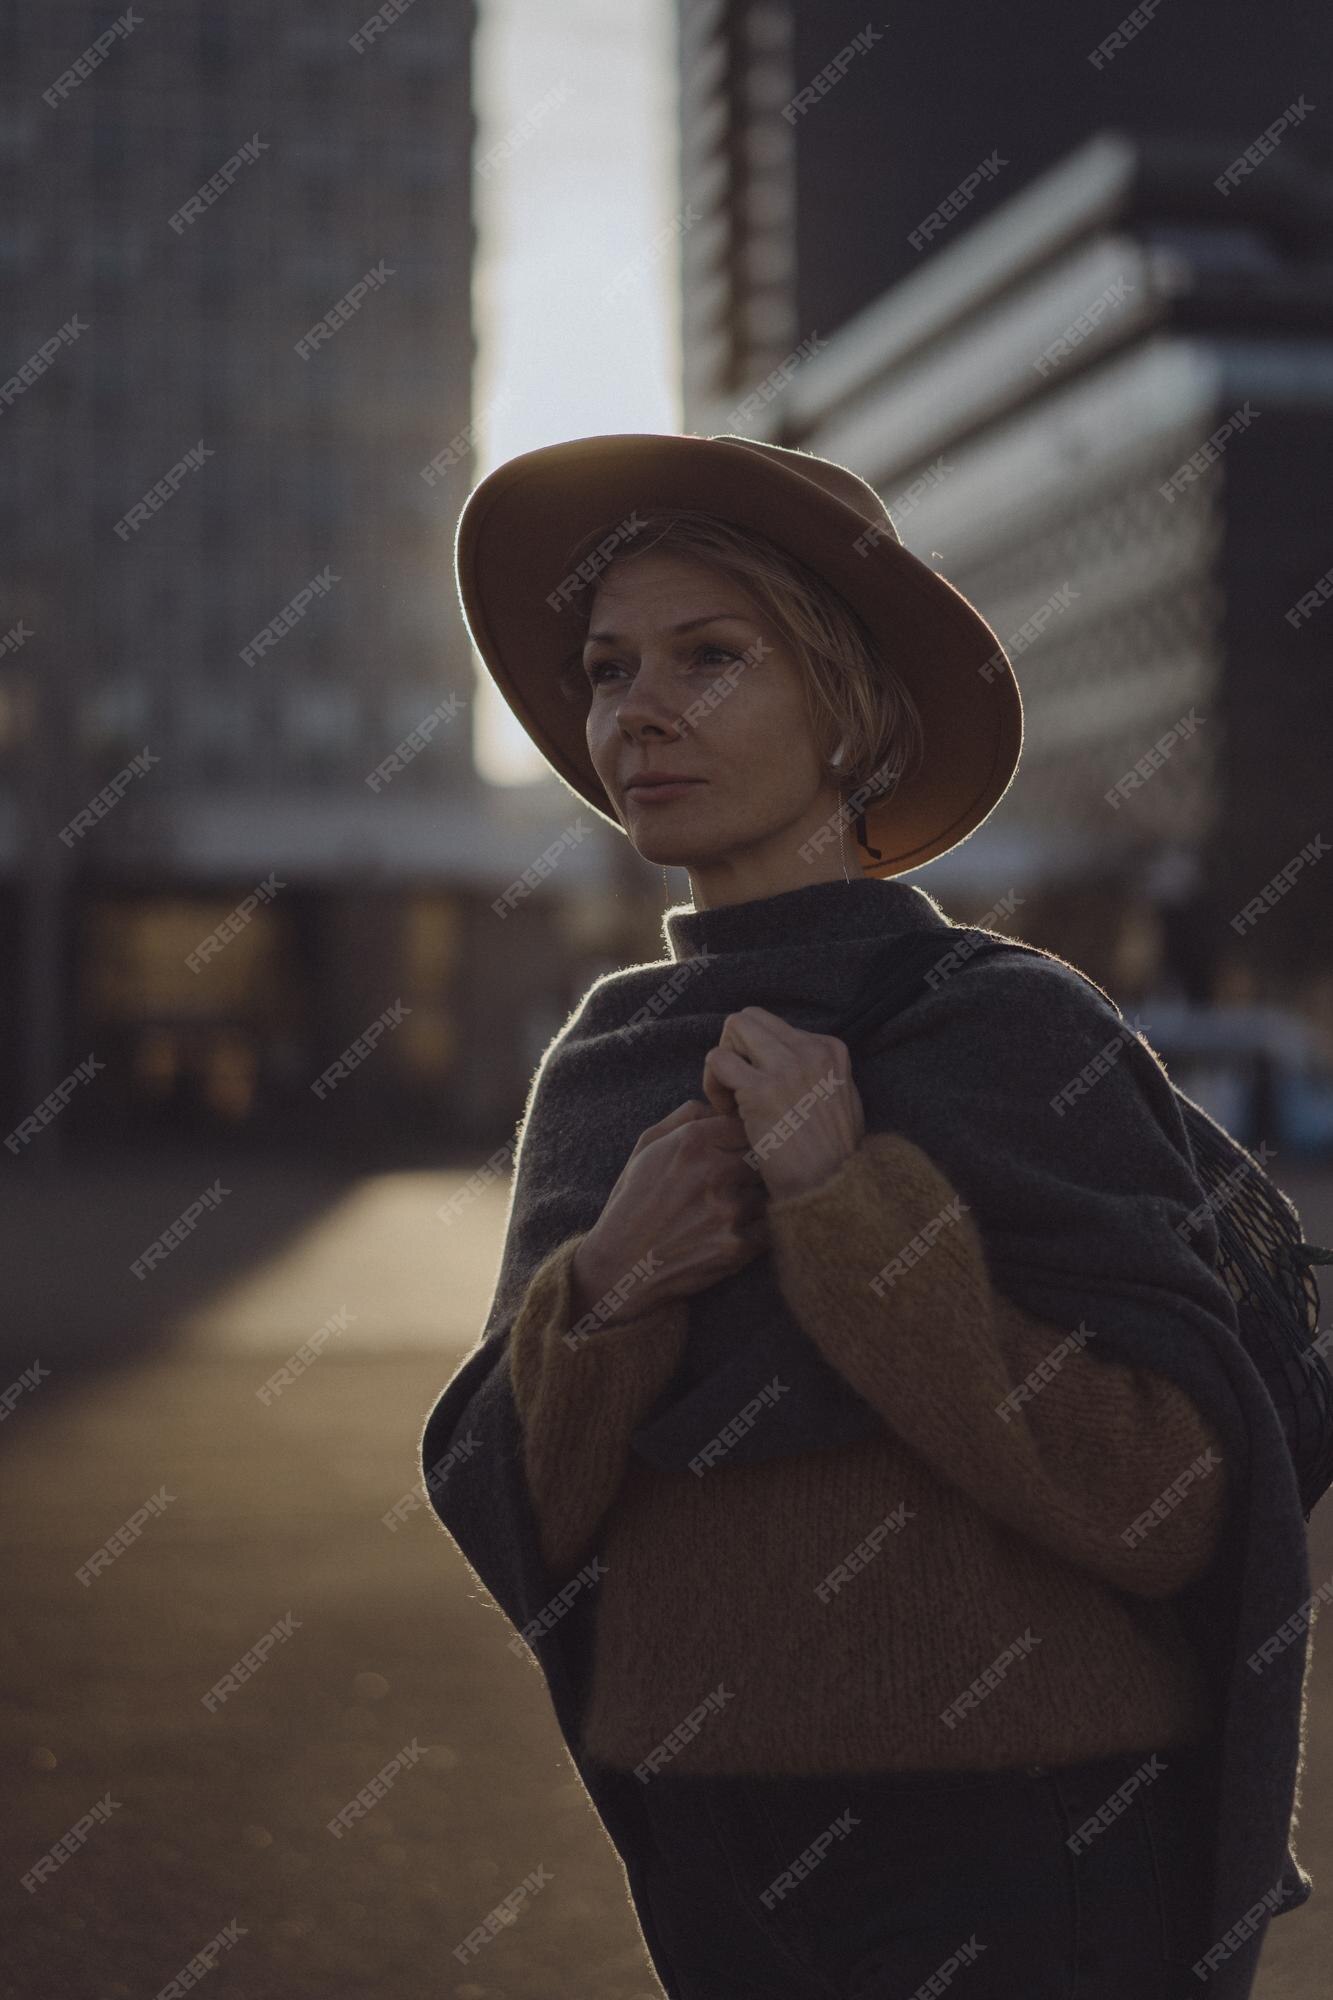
left=453, top=430, right=1023, bottom=879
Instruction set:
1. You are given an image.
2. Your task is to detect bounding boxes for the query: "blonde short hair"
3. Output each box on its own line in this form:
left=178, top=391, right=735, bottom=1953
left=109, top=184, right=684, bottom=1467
left=556, top=509, right=926, bottom=809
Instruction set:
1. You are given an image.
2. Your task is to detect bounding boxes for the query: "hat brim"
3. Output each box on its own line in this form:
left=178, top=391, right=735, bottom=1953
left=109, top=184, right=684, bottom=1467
left=454, top=432, right=1023, bottom=879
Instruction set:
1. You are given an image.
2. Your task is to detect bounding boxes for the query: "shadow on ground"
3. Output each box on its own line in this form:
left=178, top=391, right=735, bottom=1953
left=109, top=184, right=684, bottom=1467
left=2, top=1147, right=1331, bottom=1997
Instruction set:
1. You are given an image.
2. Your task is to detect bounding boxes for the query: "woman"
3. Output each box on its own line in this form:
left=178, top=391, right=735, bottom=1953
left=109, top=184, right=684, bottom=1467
left=420, top=433, right=1312, bottom=1999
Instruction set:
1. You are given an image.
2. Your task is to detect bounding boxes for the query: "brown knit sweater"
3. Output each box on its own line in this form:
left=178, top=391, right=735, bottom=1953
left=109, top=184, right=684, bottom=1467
left=505, top=1128, right=1227, bottom=1778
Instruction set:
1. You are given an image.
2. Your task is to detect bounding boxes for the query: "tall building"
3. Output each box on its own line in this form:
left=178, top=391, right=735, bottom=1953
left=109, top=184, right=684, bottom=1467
left=0, top=3, right=617, bottom=1157
left=678, top=0, right=1333, bottom=409
left=676, top=1, right=1333, bottom=1017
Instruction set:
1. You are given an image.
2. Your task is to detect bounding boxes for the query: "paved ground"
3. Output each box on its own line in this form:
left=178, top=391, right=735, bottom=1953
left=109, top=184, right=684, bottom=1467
left=2, top=1143, right=1332, bottom=1998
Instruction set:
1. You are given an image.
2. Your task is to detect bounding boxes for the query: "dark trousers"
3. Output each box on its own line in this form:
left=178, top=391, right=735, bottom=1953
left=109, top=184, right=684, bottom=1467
left=620, top=1740, right=1229, bottom=1999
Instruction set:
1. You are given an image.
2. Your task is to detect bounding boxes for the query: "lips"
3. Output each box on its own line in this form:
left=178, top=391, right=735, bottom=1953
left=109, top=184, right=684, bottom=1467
left=623, top=777, right=705, bottom=810
left=624, top=776, right=703, bottom=793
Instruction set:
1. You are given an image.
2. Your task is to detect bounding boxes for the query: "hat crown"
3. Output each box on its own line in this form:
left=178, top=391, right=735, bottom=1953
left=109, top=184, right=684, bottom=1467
left=706, top=432, right=900, bottom=547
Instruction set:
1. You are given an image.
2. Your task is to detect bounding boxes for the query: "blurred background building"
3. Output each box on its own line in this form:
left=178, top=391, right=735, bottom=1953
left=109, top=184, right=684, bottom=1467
left=0, top=1, right=641, bottom=1165
left=4, top=0, right=1333, bottom=1166
left=677, top=0, right=1333, bottom=1042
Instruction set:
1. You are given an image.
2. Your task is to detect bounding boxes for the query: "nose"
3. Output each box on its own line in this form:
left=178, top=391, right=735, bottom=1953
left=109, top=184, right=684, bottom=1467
left=611, top=653, right=686, bottom=741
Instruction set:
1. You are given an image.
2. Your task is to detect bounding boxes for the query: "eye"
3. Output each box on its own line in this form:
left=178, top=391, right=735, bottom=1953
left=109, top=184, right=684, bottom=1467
left=584, top=644, right=738, bottom=687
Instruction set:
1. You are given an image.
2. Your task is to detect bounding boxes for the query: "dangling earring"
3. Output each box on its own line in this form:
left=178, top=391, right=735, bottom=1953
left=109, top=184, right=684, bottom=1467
left=662, top=863, right=671, bottom=910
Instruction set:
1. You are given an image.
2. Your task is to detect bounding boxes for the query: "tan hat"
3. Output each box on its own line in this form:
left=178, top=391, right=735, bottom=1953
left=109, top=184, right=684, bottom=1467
left=454, top=430, right=1023, bottom=879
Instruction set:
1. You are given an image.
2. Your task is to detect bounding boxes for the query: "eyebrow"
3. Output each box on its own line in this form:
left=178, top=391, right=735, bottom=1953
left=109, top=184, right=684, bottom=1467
left=583, top=612, right=750, bottom=647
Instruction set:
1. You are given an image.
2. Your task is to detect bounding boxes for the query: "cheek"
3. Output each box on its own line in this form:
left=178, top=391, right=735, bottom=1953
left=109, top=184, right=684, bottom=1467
left=724, top=673, right=817, bottom=766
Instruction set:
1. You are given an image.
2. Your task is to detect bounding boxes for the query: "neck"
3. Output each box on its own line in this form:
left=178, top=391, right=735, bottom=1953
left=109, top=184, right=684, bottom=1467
left=681, top=852, right=851, bottom=913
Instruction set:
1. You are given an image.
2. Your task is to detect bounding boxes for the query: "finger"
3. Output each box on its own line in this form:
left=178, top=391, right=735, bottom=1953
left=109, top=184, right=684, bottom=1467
left=724, top=1008, right=848, bottom=1074
left=703, top=1045, right=759, bottom=1099
left=697, top=1112, right=760, bottom=1154
left=699, top=1063, right=735, bottom=1118
left=718, top=1007, right=799, bottom=1062
left=630, top=1098, right=713, bottom=1155
left=715, top=1135, right=767, bottom=1177
left=660, top=1097, right=714, bottom=1123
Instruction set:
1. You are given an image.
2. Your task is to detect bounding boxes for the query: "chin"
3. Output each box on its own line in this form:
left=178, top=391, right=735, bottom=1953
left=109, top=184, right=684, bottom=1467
left=620, top=796, right=717, bottom=868
left=629, top=833, right=704, bottom=868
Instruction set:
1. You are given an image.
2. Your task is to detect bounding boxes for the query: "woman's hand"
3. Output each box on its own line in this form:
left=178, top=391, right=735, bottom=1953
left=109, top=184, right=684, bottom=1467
left=570, top=1099, right=771, bottom=1329
left=701, top=1006, right=866, bottom=1202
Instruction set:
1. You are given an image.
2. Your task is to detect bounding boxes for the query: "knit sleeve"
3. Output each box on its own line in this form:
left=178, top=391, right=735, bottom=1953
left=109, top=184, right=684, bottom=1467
left=766, top=1132, right=1229, bottom=1598
left=504, top=1232, right=690, bottom=1576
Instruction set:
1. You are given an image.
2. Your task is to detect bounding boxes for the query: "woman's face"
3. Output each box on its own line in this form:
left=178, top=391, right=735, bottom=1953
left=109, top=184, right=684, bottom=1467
left=582, top=548, right=850, bottom=909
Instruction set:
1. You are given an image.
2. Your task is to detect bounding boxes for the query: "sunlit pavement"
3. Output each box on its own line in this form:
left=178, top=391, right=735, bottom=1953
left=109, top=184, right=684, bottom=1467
left=2, top=1148, right=1331, bottom=1998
